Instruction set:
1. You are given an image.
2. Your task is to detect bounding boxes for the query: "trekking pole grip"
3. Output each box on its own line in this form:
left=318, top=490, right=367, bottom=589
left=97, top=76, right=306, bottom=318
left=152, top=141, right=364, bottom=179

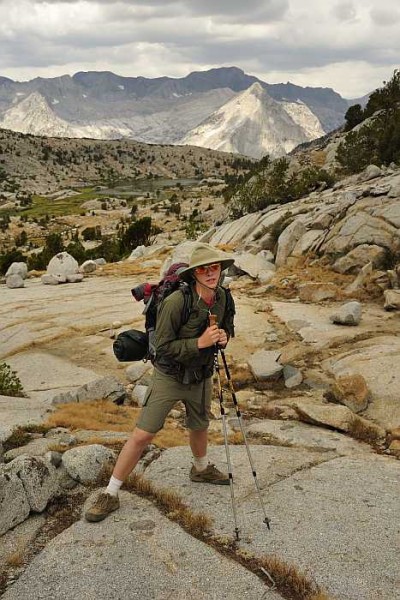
left=209, top=314, right=218, bottom=327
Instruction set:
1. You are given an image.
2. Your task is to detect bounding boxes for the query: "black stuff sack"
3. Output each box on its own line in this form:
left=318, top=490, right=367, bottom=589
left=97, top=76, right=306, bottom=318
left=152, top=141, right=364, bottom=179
left=113, top=329, right=148, bottom=362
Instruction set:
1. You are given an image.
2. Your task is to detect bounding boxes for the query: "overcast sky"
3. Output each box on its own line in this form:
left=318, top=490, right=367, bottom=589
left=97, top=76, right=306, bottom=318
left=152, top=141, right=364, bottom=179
left=0, top=0, right=398, bottom=98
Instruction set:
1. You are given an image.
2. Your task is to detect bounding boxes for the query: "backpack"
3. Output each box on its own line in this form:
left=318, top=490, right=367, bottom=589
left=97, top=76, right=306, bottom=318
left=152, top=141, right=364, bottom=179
left=113, top=262, right=235, bottom=362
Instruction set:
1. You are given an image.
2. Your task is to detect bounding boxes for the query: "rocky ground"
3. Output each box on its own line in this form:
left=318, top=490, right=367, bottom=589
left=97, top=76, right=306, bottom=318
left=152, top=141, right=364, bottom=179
left=1, top=240, right=400, bottom=599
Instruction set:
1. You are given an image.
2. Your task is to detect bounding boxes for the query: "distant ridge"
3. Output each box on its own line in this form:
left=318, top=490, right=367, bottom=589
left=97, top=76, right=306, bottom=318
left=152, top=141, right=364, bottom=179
left=0, top=66, right=357, bottom=156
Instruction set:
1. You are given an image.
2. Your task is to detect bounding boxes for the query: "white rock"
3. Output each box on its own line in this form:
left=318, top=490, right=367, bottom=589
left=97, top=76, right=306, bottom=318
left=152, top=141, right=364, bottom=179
left=384, top=289, right=400, bottom=310
left=361, top=165, right=382, bottom=181
left=66, top=273, right=84, bottom=283
left=0, top=469, right=30, bottom=535
left=248, top=350, right=283, bottom=380
left=6, top=262, right=28, bottom=279
left=62, top=444, right=115, bottom=484
left=330, top=301, right=362, bottom=326
left=5, top=455, right=58, bottom=512
left=41, top=273, right=65, bottom=285
left=80, top=260, right=97, bottom=274
left=6, top=274, right=25, bottom=288
left=47, top=252, right=79, bottom=277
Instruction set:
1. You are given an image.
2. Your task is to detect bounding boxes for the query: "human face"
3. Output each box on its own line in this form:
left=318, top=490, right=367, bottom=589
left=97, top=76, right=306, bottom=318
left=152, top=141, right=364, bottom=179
left=194, top=263, right=221, bottom=288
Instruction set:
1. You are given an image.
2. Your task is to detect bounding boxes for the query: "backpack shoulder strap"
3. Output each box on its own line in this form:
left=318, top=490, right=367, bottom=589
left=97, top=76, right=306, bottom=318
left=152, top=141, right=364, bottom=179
left=220, top=286, right=235, bottom=338
left=180, top=284, right=193, bottom=326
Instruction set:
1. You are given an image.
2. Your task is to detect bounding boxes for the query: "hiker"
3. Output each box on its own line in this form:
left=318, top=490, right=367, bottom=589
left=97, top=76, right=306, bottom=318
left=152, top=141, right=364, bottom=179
left=85, top=242, right=235, bottom=522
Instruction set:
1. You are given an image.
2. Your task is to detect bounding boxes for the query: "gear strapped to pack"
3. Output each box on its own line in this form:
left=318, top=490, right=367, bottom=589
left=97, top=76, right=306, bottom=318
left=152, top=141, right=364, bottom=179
left=113, top=262, right=235, bottom=365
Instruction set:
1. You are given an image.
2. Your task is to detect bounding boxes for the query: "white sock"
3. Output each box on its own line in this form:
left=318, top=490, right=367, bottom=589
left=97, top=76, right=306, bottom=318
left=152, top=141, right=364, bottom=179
left=106, top=475, right=123, bottom=497
left=193, top=455, right=208, bottom=472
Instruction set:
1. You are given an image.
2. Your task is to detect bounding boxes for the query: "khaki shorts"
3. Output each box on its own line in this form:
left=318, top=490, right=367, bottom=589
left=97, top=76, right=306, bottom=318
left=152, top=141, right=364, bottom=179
left=136, top=368, right=213, bottom=433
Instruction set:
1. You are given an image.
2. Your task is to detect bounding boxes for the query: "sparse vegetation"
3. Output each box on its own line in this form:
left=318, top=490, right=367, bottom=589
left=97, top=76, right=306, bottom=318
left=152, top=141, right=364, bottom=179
left=228, top=157, right=335, bottom=216
left=0, top=362, right=24, bottom=397
left=338, top=69, right=400, bottom=173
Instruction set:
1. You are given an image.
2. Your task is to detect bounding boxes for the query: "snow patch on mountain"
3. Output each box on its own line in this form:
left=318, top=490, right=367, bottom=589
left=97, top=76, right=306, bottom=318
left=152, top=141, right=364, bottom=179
left=180, top=82, right=323, bottom=159
left=0, top=92, right=132, bottom=139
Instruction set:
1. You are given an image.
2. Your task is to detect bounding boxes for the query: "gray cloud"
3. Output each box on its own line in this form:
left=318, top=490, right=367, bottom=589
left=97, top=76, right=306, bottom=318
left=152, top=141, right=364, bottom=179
left=331, top=1, right=357, bottom=22
left=0, top=0, right=398, bottom=97
left=370, top=7, right=400, bottom=25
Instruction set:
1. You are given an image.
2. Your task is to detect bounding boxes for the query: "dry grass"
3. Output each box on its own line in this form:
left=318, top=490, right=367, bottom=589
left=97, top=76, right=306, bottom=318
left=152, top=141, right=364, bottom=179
left=94, top=261, right=162, bottom=278
left=5, top=550, right=25, bottom=568
left=44, top=400, right=140, bottom=432
left=347, top=416, right=387, bottom=447
left=228, top=431, right=244, bottom=444
left=94, top=465, right=329, bottom=600
left=44, top=400, right=225, bottom=449
left=258, top=554, right=327, bottom=599
left=98, top=464, right=328, bottom=600
left=119, top=470, right=213, bottom=538
left=271, top=258, right=353, bottom=299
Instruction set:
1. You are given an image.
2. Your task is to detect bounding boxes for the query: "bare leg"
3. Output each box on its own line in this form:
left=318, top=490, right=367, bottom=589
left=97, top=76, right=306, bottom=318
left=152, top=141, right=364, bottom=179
left=189, top=428, right=208, bottom=458
left=112, top=427, right=155, bottom=481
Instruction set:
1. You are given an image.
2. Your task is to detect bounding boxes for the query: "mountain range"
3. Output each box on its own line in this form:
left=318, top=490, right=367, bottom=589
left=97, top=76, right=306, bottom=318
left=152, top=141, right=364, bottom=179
left=0, top=67, right=364, bottom=159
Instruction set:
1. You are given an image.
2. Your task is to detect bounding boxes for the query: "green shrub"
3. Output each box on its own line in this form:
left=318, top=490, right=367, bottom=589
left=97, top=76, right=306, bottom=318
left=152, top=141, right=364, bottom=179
left=0, top=248, right=25, bottom=275
left=0, top=362, right=24, bottom=397
left=229, top=157, right=335, bottom=216
left=339, top=69, right=400, bottom=172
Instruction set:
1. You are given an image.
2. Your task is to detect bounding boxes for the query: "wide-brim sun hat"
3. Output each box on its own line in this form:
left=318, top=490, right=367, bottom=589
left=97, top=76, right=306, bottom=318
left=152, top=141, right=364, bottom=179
left=178, top=242, right=234, bottom=281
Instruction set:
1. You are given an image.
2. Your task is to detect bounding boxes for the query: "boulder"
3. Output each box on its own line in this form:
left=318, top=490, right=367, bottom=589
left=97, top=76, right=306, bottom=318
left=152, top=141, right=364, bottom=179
left=0, top=469, right=30, bottom=535
left=62, top=444, right=115, bottom=484
left=361, top=165, right=382, bottom=181
left=327, top=374, right=370, bottom=413
left=126, top=362, right=152, bottom=383
left=233, top=252, right=275, bottom=279
left=94, top=258, right=106, bottom=265
left=5, top=455, right=58, bottom=512
left=345, top=262, right=373, bottom=294
left=47, top=252, right=79, bottom=278
left=5, top=262, right=28, bottom=279
left=332, top=244, right=387, bottom=274
left=41, top=273, right=66, bottom=285
left=283, top=365, right=303, bottom=388
left=52, top=376, right=126, bottom=405
left=6, top=274, right=24, bottom=289
left=330, top=301, right=362, bottom=326
left=294, top=401, right=356, bottom=432
left=128, top=245, right=146, bottom=260
left=79, top=260, right=97, bottom=274
left=383, top=289, right=400, bottom=310
left=248, top=350, right=283, bottom=381
left=387, top=175, right=400, bottom=198
left=275, top=220, right=307, bottom=267
left=370, top=184, right=391, bottom=196
left=132, top=384, right=148, bottom=406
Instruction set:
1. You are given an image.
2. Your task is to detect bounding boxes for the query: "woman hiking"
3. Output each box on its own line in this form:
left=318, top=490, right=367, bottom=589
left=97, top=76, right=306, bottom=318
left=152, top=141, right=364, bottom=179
left=85, top=242, right=235, bottom=522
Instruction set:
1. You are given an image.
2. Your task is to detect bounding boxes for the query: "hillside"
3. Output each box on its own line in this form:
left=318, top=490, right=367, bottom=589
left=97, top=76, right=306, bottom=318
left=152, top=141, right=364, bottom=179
left=0, top=127, right=253, bottom=195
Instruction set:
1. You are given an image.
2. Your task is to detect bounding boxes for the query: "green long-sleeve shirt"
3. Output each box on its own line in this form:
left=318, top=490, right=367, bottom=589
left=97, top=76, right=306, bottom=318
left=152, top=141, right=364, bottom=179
left=154, top=283, right=233, bottom=380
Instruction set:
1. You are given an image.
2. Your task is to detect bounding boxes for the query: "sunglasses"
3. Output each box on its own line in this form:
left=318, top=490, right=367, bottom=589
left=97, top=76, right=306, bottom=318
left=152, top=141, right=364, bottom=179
left=194, top=263, right=221, bottom=274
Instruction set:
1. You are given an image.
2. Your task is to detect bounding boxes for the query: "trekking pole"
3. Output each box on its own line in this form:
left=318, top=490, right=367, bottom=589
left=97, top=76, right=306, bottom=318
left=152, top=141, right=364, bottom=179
left=210, top=314, right=240, bottom=541
left=218, top=345, right=271, bottom=531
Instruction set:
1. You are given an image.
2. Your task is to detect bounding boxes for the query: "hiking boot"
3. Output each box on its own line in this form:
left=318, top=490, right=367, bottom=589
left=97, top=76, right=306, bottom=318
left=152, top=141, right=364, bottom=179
left=85, top=492, right=120, bottom=522
left=190, top=463, right=229, bottom=485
